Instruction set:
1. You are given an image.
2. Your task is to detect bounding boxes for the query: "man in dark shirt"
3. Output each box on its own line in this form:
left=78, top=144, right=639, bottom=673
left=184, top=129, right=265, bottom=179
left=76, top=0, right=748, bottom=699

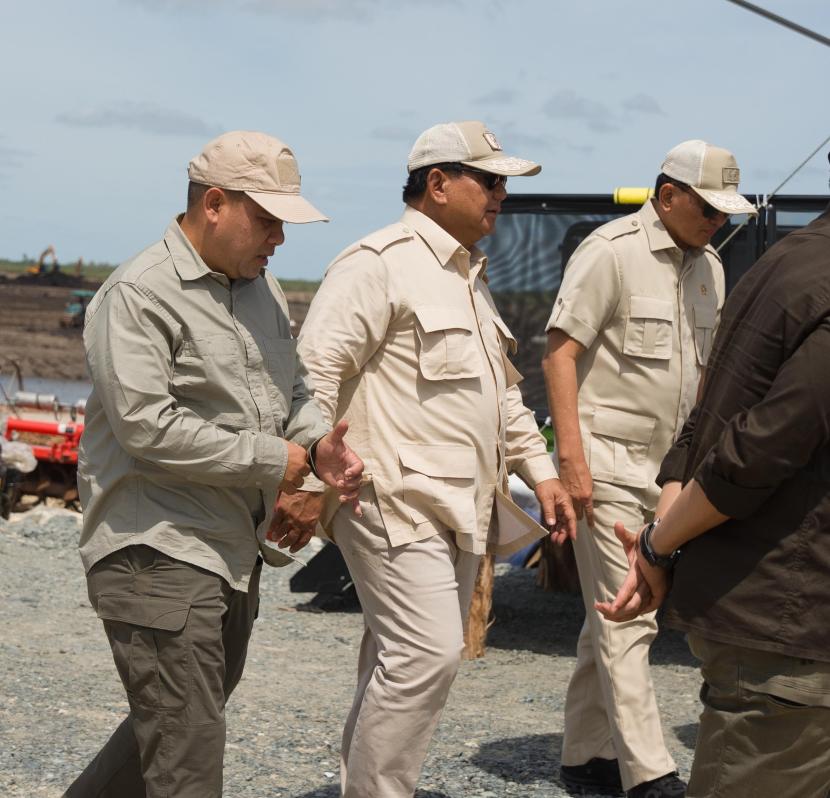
left=597, top=192, right=830, bottom=797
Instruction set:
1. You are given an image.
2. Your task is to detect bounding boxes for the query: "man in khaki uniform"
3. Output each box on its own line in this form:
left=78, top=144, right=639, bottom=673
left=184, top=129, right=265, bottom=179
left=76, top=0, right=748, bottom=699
left=65, top=131, right=364, bottom=798
left=294, top=121, right=576, bottom=798
left=542, top=140, right=757, bottom=797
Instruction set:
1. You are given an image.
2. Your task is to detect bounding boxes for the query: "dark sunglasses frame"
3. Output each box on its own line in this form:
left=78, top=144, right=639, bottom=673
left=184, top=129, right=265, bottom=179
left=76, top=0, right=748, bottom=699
left=672, top=181, right=723, bottom=220
left=435, top=163, right=507, bottom=191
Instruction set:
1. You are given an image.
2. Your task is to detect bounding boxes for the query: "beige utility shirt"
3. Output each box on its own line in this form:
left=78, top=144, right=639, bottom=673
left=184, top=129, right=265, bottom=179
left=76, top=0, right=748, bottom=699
left=546, top=200, right=724, bottom=509
left=298, top=206, right=557, bottom=555
left=78, top=218, right=329, bottom=591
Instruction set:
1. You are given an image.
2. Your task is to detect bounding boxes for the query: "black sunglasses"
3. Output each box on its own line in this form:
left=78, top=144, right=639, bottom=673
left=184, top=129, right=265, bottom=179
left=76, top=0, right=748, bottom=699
left=673, top=182, right=723, bottom=220
left=438, top=163, right=507, bottom=191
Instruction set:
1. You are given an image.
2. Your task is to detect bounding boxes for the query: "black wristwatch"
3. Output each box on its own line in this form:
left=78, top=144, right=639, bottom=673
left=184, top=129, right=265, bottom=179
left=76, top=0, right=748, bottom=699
left=639, top=519, right=680, bottom=569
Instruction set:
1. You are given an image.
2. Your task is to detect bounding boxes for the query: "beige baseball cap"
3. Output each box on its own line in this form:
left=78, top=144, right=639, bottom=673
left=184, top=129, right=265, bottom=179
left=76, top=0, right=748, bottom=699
left=661, top=139, right=757, bottom=216
left=188, top=131, right=328, bottom=224
left=407, top=121, right=541, bottom=176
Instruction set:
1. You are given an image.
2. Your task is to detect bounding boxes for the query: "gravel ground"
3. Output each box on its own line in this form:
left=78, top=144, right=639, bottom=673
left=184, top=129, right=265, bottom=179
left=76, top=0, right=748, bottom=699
left=0, top=508, right=703, bottom=798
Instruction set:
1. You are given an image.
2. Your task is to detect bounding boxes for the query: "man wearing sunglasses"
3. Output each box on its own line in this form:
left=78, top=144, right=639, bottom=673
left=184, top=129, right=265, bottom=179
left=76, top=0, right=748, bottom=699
left=289, top=120, right=576, bottom=797
left=542, top=140, right=757, bottom=797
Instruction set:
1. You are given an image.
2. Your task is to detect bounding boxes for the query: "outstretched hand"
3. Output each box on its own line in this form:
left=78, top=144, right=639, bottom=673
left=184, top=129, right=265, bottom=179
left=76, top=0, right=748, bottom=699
left=313, top=419, right=364, bottom=515
left=534, top=478, right=578, bottom=545
left=595, top=522, right=668, bottom=622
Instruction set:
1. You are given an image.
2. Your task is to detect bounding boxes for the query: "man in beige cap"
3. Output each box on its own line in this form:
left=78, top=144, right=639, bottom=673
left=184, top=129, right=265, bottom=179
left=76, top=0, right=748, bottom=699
left=65, top=131, right=364, bottom=798
left=542, top=139, right=757, bottom=798
left=291, top=120, right=576, bottom=798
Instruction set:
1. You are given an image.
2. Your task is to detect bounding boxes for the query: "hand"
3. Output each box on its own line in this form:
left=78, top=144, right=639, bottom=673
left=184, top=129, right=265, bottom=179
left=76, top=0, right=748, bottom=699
left=266, top=491, right=324, bottom=553
left=313, top=419, right=364, bottom=515
left=595, top=522, right=669, bottom=622
left=558, top=455, right=594, bottom=527
left=279, top=441, right=311, bottom=494
left=534, top=478, right=578, bottom=545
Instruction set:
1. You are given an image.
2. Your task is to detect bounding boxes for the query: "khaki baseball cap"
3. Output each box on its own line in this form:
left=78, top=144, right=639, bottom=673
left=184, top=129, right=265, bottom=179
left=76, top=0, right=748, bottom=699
left=188, top=131, right=328, bottom=224
left=661, top=139, right=757, bottom=216
left=407, top=121, right=541, bottom=176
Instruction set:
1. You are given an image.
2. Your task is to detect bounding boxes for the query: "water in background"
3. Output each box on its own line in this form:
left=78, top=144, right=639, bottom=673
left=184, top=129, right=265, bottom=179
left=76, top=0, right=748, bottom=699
left=0, top=374, right=93, bottom=404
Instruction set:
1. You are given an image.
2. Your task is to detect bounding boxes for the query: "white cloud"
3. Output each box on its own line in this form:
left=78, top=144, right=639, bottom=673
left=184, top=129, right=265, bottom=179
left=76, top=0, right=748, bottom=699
left=542, top=90, right=618, bottom=133
left=621, top=93, right=665, bottom=115
left=474, top=88, right=520, bottom=105
left=56, top=102, right=220, bottom=138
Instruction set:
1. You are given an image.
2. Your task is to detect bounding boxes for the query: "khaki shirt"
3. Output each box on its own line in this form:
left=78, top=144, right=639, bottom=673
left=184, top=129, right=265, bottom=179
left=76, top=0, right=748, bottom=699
left=78, top=218, right=329, bottom=591
left=298, top=206, right=556, bottom=555
left=546, top=200, right=724, bottom=509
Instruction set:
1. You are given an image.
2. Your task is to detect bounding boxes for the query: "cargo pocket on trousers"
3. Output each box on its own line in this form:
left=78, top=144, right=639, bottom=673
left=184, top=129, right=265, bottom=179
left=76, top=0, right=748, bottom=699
left=398, top=443, right=477, bottom=534
left=587, top=407, right=656, bottom=489
left=622, top=296, right=674, bottom=360
left=414, top=306, right=483, bottom=380
left=97, top=593, right=191, bottom=711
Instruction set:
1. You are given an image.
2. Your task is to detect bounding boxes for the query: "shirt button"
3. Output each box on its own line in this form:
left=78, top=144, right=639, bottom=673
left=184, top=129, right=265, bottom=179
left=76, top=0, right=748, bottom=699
left=631, top=219, right=639, bottom=227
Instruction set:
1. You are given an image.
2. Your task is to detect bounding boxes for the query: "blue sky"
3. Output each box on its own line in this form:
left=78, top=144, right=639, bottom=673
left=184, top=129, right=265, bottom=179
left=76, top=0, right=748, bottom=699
left=1, top=0, right=827, bottom=279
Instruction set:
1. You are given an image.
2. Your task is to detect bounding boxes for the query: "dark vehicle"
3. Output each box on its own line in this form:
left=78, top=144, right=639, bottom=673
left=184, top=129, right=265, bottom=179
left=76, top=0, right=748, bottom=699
left=482, top=191, right=830, bottom=416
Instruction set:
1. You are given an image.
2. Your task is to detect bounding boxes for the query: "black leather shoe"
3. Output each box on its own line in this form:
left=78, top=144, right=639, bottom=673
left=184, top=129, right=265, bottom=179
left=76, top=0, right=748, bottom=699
left=627, top=772, right=686, bottom=797
left=560, top=757, right=624, bottom=796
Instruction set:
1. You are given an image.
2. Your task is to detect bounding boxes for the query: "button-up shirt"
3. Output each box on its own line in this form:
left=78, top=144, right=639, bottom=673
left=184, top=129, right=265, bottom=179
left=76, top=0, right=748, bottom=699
left=78, top=218, right=329, bottom=591
left=658, top=206, right=830, bottom=662
left=546, top=200, right=724, bottom=508
left=298, top=206, right=556, bottom=554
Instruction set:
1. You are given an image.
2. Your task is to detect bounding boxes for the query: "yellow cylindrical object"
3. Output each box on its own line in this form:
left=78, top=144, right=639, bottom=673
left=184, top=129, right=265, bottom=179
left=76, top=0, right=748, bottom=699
left=613, top=187, right=654, bottom=205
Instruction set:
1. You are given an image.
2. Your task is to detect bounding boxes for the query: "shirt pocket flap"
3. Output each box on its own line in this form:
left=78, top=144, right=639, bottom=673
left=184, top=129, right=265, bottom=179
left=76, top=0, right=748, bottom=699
left=96, top=593, right=190, bottom=631
left=414, top=306, right=474, bottom=334
left=492, top=315, right=518, bottom=355
left=591, top=408, right=656, bottom=444
left=398, top=443, right=477, bottom=479
left=694, top=303, right=717, bottom=329
left=629, top=295, right=673, bottom=321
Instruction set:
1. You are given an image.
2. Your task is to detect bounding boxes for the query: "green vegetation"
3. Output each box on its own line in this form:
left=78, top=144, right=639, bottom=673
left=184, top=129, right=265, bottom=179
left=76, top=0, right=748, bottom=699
left=276, top=278, right=320, bottom=293
left=0, top=257, right=115, bottom=283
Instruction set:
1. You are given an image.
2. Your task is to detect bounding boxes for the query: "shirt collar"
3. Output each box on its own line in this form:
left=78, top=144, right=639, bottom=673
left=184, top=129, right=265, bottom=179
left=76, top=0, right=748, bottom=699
left=401, top=205, right=488, bottom=277
left=164, top=216, right=216, bottom=283
left=638, top=199, right=706, bottom=259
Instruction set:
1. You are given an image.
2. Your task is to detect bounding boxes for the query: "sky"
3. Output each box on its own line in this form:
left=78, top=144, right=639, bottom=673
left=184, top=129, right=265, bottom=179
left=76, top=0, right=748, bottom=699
left=1, top=0, right=827, bottom=279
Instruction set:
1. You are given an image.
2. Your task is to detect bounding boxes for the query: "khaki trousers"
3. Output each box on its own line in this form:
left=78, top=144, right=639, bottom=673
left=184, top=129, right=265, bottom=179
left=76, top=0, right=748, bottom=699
left=333, top=489, right=481, bottom=798
left=563, top=499, right=675, bottom=790
left=64, top=545, right=261, bottom=798
left=687, top=633, right=830, bottom=798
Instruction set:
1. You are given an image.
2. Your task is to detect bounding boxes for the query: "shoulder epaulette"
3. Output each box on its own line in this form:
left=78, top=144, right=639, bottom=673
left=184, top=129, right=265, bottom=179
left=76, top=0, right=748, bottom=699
left=592, top=213, right=644, bottom=242
left=359, top=223, right=414, bottom=254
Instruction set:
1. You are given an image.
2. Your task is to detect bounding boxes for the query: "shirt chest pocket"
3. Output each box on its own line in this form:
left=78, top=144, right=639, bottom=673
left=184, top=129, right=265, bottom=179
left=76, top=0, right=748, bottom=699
left=693, top=304, right=717, bottom=366
left=261, top=338, right=297, bottom=396
left=623, top=296, right=674, bottom=360
left=174, top=333, right=244, bottom=394
left=414, top=306, right=483, bottom=380
left=492, top=315, right=523, bottom=387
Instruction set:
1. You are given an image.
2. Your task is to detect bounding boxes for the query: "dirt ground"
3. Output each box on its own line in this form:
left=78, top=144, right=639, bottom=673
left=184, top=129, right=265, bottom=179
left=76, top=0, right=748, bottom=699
left=0, top=275, right=315, bottom=383
left=0, top=280, right=90, bottom=381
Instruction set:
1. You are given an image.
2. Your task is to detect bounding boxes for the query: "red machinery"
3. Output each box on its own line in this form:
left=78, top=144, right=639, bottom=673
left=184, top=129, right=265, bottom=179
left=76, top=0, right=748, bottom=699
left=2, top=396, right=85, bottom=504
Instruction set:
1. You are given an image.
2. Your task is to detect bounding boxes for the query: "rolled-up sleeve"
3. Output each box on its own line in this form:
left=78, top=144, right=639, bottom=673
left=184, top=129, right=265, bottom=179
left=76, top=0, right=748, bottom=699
left=85, top=282, right=287, bottom=487
left=545, top=236, right=621, bottom=349
left=694, top=318, right=830, bottom=518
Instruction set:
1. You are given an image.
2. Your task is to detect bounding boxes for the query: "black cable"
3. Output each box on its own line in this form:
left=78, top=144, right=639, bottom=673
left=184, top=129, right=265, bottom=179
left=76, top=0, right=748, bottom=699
left=724, top=0, right=830, bottom=48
